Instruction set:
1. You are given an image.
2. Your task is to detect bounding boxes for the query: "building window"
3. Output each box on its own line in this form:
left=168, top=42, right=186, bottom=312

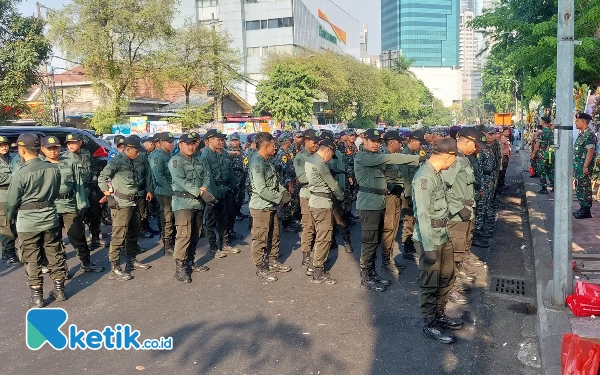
left=268, top=18, right=282, bottom=28
left=261, top=20, right=268, bottom=29
left=246, top=17, right=293, bottom=30
left=247, top=47, right=262, bottom=56
left=246, top=20, right=260, bottom=30
left=199, top=0, right=217, bottom=7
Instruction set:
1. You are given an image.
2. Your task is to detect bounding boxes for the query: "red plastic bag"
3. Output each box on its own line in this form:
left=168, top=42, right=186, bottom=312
left=566, top=281, right=600, bottom=317
left=561, top=333, right=600, bottom=375
left=529, top=166, right=536, bottom=177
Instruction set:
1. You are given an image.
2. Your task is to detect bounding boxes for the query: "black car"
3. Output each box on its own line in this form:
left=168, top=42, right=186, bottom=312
left=0, top=126, right=110, bottom=174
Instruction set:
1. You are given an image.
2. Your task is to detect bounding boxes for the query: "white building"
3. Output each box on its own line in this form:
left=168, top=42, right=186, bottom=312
left=174, top=0, right=360, bottom=105
left=460, top=11, right=482, bottom=100
left=410, top=67, right=463, bottom=107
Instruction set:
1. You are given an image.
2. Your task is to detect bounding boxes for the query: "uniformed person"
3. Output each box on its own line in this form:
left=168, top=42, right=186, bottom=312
left=573, top=112, right=597, bottom=219
left=412, top=138, right=463, bottom=344
left=290, top=130, right=304, bottom=157
left=0, top=136, right=18, bottom=266
left=245, top=134, right=257, bottom=230
left=400, top=130, right=428, bottom=260
left=441, top=129, right=485, bottom=300
left=7, top=134, right=64, bottom=308
left=169, top=133, right=215, bottom=283
left=354, top=129, right=421, bottom=292
left=337, top=128, right=358, bottom=223
left=248, top=132, right=292, bottom=281
left=275, top=133, right=300, bottom=233
left=98, top=135, right=152, bottom=281
left=108, top=134, right=126, bottom=161
left=380, top=130, right=407, bottom=276
left=306, top=139, right=344, bottom=284
left=149, top=132, right=176, bottom=255
left=473, top=129, right=497, bottom=245
left=202, top=129, right=240, bottom=257
left=531, top=117, right=552, bottom=194
left=227, top=132, right=248, bottom=221
left=42, top=136, right=104, bottom=273
left=293, top=129, right=321, bottom=272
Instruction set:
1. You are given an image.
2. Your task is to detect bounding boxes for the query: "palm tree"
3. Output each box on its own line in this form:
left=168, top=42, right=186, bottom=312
left=391, top=55, right=416, bottom=77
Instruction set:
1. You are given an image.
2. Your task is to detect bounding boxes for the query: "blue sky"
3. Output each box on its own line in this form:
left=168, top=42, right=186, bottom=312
left=17, top=0, right=382, bottom=54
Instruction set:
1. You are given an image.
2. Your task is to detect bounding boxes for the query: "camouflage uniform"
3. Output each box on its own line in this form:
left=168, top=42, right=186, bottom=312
left=337, top=140, right=358, bottom=219
left=274, top=142, right=298, bottom=229
left=228, top=143, right=247, bottom=218
left=574, top=128, right=597, bottom=209
left=474, top=147, right=496, bottom=233
left=534, top=127, right=553, bottom=190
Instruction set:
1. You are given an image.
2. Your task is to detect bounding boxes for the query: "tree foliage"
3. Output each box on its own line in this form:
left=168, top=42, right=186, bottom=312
left=471, top=0, right=600, bottom=108
left=254, top=64, right=319, bottom=123
left=47, top=0, right=177, bottom=130
left=0, top=0, right=51, bottom=122
left=161, top=104, right=212, bottom=131
left=257, top=52, right=448, bottom=126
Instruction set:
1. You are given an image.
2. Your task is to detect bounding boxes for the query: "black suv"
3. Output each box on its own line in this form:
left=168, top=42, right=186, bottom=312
left=0, top=126, right=110, bottom=174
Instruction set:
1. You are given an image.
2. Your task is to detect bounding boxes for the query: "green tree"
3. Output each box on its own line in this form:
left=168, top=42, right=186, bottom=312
left=390, top=54, right=416, bottom=77
left=47, top=0, right=176, bottom=131
left=254, top=64, right=319, bottom=123
left=422, top=99, right=453, bottom=126
left=161, top=104, right=212, bottom=130
left=0, top=0, right=51, bottom=122
left=481, top=58, right=516, bottom=113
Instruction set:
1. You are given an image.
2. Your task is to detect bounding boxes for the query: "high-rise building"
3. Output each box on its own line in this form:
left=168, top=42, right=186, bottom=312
left=460, top=11, right=481, bottom=99
left=174, top=0, right=360, bottom=104
left=381, top=0, right=460, bottom=67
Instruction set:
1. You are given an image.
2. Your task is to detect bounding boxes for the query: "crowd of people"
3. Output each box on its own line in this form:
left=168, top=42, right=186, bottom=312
left=0, top=123, right=515, bottom=345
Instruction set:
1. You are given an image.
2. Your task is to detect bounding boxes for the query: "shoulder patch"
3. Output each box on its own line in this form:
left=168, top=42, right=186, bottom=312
left=421, top=179, right=428, bottom=190
left=419, top=150, right=426, bottom=157
left=243, top=157, right=249, bottom=166
left=282, top=155, right=288, bottom=163
left=172, top=159, right=177, bottom=168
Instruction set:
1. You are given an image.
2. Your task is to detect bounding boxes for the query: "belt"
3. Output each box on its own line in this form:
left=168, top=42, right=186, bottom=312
left=311, top=192, right=332, bottom=199
left=461, top=199, right=474, bottom=206
left=358, top=186, right=387, bottom=196
left=114, top=192, right=141, bottom=201
left=172, top=191, right=197, bottom=199
left=21, top=201, right=54, bottom=210
left=0, top=185, right=8, bottom=190
left=58, top=192, right=73, bottom=200
left=431, top=219, right=448, bottom=228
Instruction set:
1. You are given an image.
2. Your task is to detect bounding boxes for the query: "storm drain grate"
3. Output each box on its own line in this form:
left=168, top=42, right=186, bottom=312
left=491, top=277, right=527, bottom=295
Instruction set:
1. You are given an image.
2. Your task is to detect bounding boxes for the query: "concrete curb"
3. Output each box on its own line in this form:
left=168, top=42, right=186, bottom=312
left=520, top=152, right=572, bottom=375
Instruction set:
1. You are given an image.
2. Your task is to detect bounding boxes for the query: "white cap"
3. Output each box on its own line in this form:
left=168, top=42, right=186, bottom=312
left=356, top=129, right=366, bottom=135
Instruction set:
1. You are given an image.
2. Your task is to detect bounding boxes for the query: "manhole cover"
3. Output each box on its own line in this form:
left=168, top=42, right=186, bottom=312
left=491, top=277, right=527, bottom=295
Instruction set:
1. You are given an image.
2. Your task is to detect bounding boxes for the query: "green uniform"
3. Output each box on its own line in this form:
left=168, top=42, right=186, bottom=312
left=0, top=154, right=17, bottom=261
left=441, top=150, right=476, bottom=263
left=229, top=146, right=247, bottom=218
left=574, top=128, right=597, bottom=208
left=381, top=148, right=405, bottom=265
left=98, top=152, right=152, bottom=263
left=202, top=147, right=235, bottom=250
left=6, top=158, right=65, bottom=286
left=411, top=161, right=455, bottom=320
left=294, top=148, right=316, bottom=255
left=306, top=153, right=344, bottom=269
left=168, top=153, right=212, bottom=262
left=149, top=148, right=175, bottom=248
left=248, top=152, right=285, bottom=268
left=65, top=149, right=102, bottom=238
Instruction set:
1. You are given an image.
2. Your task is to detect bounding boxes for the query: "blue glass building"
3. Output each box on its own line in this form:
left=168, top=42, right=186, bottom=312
left=381, top=0, right=460, bottom=67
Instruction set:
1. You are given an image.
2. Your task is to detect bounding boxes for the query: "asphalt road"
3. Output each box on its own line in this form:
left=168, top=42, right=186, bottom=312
left=0, top=151, right=541, bottom=375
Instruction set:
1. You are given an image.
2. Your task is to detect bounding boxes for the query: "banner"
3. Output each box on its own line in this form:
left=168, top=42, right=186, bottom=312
left=129, top=116, right=148, bottom=133
left=149, top=121, right=169, bottom=133
left=111, top=124, right=130, bottom=134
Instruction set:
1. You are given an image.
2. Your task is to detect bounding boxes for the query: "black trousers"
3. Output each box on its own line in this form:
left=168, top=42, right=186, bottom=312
left=20, top=227, right=65, bottom=286
left=205, top=200, right=228, bottom=250
left=59, top=212, right=91, bottom=264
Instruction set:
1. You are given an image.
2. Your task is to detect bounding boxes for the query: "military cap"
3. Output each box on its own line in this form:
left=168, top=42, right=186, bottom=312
left=247, top=133, right=256, bottom=142
left=319, top=139, right=338, bottom=159
left=205, top=129, right=226, bottom=139
left=303, top=129, right=321, bottom=142
left=293, top=130, right=304, bottom=137
left=149, top=134, right=160, bottom=143
left=0, top=136, right=10, bottom=145
left=339, top=130, right=346, bottom=137
left=278, top=132, right=292, bottom=142
left=123, top=135, right=143, bottom=150
left=409, top=130, right=429, bottom=145
left=433, top=138, right=458, bottom=155
left=363, top=128, right=383, bottom=141
left=41, top=136, right=61, bottom=148
left=383, top=130, right=402, bottom=142
left=449, top=125, right=461, bottom=139
left=458, top=127, right=487, bottom=148
left=346, top=128, right=357, bottom=136
left=400, top=130, right=412, bottom=138
left=17, top=133, right=41, bottom=148
left=65, top=133, right=82, bottom=143
left=229, top=132, right=240, bottom=141
left=274, top=129, right=283, bottom=138
left=576, top=112, right=592, bottom=122
left=179, top=133, right=200, bottom=144
left=156, top=132, right=175, bottom=142
left=439, top=127, right=449, bottom=137
left=540, top=116, right=552, bottom=124
left=114, top=135, right=126, bottom=146
left=320, top=130, right=334, bottom=140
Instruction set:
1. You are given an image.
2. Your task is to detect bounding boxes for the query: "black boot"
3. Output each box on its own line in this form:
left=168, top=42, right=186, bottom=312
left=360, top=270, right=386, bottom=292
left=108, top=262, right=133, bottom=281
left=311, top=267, right=337, bottom=284
left=343, top=235, right=353, bottom=253
left=472, top=234, right=490, bottom=248
left=163, top=238, right=174, bottom=257
left=81, top=260, right=104, bottom=273
left=144, top=220, right=160, bottom=235
left=3, top=252, right=19, bottom=267
left=435, top=305, right=464, bottom=330
left=27, top=285, right=44, bottom=308
left=537, top=186, right=548, bottom=194
left=369, top=269, right=391, bottom=286
left=175, top=260, right=191, bottom=283
left=574, top=207, right=592, bottom=219
left=50, top=279, right=67, bottom=302
left=422, top=319, right=456, bottom=344
left=186, top=257, right=209, bottom=272
left=402, top=241, right=416, bottom=260
left=125, top=257, right=152, bottom=272
left=89, top=235, right=106, bottom=250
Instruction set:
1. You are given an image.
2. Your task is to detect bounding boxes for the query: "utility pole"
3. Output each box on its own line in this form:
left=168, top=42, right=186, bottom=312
left=552, top=0, right=575, bottom=306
